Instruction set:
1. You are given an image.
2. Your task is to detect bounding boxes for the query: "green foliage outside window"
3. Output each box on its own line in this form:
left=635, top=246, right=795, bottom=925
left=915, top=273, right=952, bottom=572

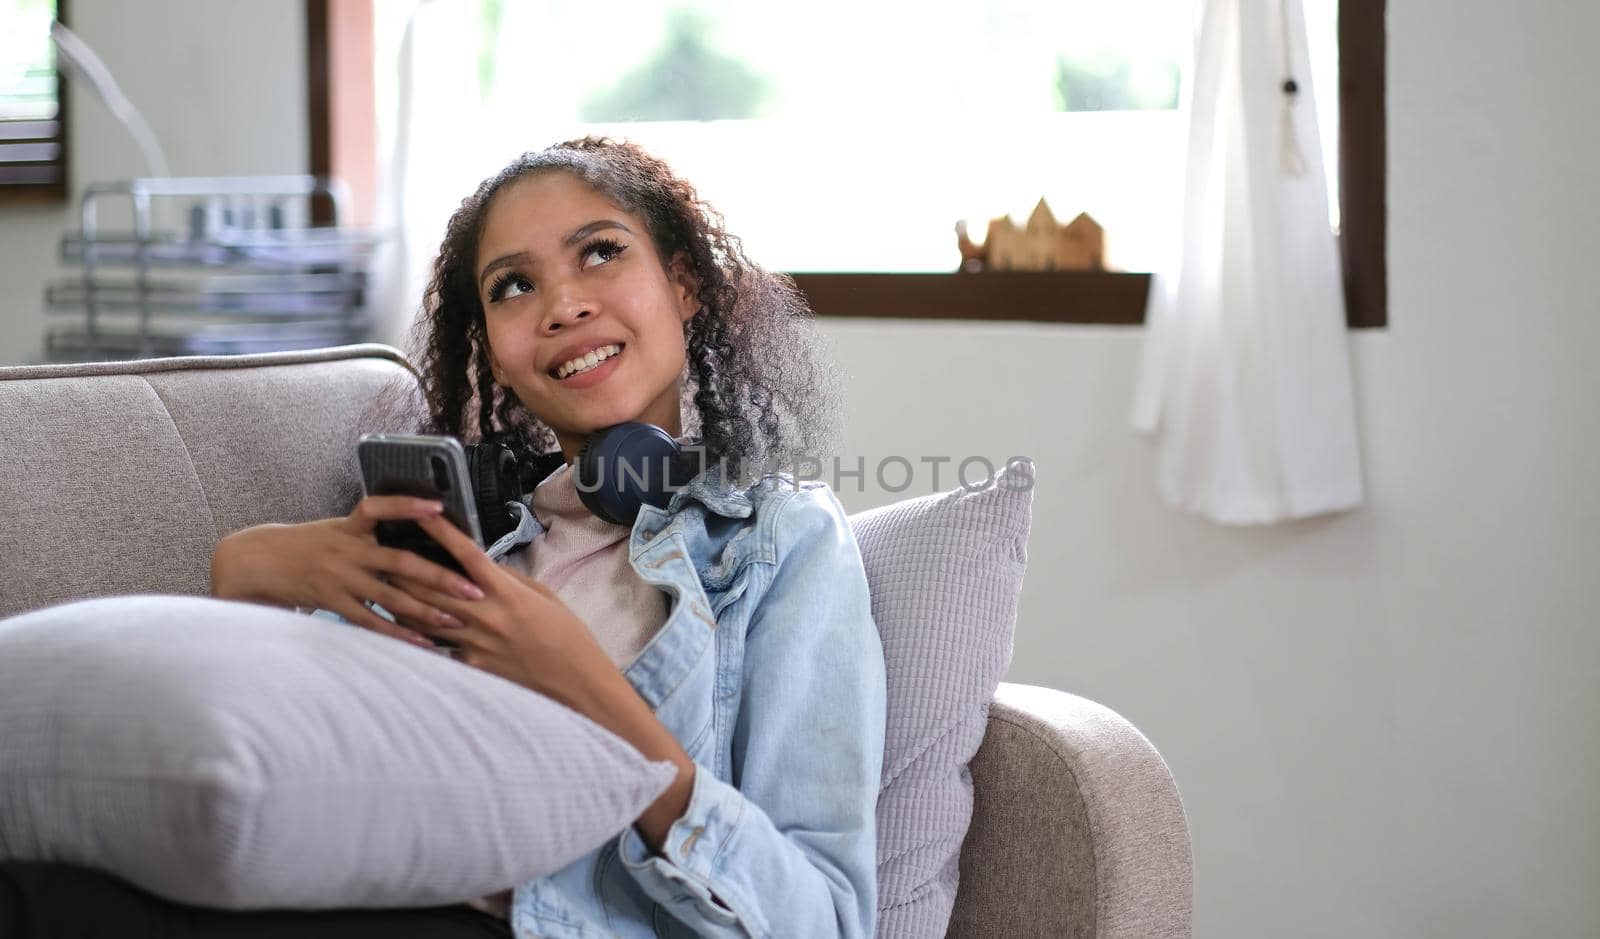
left=580, top=9, right=773, bottom=123
left=0, top=0, right=59, bottom=122
left=476, top=0, right=503, bottom=102
left=1055, top=52, right=1179, bottom=112
left=461, top=0, right=1178, bottom=121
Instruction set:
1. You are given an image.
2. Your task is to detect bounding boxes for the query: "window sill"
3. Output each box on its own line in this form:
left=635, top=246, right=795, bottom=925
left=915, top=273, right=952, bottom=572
left=789, top=269, right=1387, bottom=329
left=786, top=271, right=1152, bottom=326
left=0, top=182, right=69, bottom=207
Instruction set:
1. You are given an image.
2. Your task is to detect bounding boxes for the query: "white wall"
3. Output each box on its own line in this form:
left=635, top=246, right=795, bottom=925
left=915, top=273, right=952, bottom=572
left=2, top=1, right=1595, bottom=936
left=818, top=2, right=1600, bottom=935
left=0, top=0, right=307, bottom=365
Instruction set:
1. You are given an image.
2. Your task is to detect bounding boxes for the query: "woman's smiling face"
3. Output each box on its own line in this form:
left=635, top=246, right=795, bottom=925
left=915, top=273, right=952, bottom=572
left=475, top=171, right=699, bottom=462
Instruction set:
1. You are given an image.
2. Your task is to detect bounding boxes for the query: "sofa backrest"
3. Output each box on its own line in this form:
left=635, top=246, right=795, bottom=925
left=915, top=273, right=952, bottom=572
left=0, top=345, right=424, bottom=619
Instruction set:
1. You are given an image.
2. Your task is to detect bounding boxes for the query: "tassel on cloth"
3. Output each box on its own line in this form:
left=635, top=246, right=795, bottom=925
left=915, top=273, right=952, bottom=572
left=1278, top=0, right=1308, bottom=176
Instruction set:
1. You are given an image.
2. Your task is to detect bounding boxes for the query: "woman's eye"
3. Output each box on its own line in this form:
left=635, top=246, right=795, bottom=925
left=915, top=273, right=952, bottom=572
left=581, top=238, right=627, bottom=268
left=489, top=274, right=532, bottom=302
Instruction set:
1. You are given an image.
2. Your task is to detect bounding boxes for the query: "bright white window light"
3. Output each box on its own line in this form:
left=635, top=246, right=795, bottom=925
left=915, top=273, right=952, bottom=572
left=378, top=0, right=1337, bottom=274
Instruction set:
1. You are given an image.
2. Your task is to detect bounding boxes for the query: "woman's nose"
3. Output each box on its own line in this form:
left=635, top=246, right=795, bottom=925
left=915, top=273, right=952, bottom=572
left=540, top=296, right=593, bottom=334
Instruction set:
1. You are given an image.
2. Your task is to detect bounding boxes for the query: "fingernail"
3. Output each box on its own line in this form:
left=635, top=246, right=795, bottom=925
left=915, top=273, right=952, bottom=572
left=457, top=581, right=485, bottom=600
left=406, top=634, right=434, bottom=649
left=437, top=611, right=463, bottom=628
left=422, top=501, right=444, bottom=513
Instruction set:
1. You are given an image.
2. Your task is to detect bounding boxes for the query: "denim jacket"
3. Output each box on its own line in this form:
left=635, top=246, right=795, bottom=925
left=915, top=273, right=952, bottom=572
left=330, top=464, right=887, bottom=938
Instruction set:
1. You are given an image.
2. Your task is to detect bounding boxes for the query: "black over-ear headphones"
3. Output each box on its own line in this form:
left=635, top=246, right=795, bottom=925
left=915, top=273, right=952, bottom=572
left=465, top=421, right=707, bottom=545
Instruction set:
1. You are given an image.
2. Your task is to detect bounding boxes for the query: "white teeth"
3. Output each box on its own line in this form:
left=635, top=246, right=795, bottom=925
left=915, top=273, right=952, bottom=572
left=557, top=344, right=620, bottom=378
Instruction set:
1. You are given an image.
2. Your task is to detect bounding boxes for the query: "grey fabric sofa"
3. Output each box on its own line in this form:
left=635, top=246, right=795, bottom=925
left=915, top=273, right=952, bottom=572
left=0, top=344, right=1192, bottom=937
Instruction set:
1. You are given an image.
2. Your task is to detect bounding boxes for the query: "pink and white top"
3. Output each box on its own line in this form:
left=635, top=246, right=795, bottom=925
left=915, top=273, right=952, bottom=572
left=464, top=460, right=671, bottom=920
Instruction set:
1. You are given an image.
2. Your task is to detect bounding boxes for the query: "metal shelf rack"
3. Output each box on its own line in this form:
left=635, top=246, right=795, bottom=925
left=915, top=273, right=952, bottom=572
left=43, top=176, right=386, bottom=361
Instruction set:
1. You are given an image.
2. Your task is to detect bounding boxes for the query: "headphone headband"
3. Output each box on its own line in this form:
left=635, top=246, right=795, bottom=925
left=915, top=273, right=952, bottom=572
left=467, top=422, right=701, bottom=540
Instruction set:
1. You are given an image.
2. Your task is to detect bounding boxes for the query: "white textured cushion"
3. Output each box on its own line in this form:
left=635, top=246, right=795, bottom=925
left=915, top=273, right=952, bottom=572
left=0, top=594, right=677, bottom=910
left=849, top=459, right=1035, bottom=938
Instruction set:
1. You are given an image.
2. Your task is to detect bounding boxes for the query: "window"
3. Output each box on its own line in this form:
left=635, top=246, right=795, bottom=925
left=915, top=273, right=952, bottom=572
left=318, top=0, right=1385, bottom=327
left=0, top=0, right=67, bottom=202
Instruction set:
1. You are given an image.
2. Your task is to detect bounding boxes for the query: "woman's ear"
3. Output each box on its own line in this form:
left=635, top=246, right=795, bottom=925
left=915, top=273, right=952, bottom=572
left=668, top=252, right=701, bottom=323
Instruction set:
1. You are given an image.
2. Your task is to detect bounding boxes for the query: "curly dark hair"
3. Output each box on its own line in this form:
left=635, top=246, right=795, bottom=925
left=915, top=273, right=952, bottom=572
left=389, top=135, right=840, bottom=490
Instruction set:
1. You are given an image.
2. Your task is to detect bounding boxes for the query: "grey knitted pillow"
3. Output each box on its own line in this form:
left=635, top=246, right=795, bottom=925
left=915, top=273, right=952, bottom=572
left=0, top=594, right=677, bottom=910
left=849, top=458, right=1035, bottom=939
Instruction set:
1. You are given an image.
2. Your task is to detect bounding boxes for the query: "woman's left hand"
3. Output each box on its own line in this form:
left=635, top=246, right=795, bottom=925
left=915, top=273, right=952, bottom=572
left=386, top=513, right=606, bottom=699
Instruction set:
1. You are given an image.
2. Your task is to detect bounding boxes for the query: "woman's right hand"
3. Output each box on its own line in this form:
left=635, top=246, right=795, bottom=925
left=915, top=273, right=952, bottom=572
left=210, top=495, right=487, bottom=650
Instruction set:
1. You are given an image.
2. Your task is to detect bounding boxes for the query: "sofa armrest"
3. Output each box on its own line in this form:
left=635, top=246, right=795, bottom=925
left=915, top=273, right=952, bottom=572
left=945, top=682, right=1193, bottom=938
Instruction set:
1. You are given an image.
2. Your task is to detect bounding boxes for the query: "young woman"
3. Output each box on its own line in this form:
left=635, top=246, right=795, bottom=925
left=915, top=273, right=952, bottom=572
left=0, top=138, right=888, bottom=939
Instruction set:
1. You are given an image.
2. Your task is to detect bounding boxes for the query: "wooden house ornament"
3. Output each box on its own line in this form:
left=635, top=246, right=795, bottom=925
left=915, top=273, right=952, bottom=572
left=956, top=198, right=1105, bottom=272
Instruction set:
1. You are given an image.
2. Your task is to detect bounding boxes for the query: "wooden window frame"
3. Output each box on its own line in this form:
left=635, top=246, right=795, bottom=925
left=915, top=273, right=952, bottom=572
left=1337, top=0, right=1387, bottom=329
left=0, top=0, right=70, bottom=206
left=305, top=0, right=376, bottom=226
left=308, top=0, right=1385, bottom=328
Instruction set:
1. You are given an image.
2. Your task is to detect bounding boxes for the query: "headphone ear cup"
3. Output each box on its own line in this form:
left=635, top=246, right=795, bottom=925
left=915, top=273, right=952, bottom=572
left=574, top=422, right=681, bottom=526
left=575, top=433, right=622, bottom=525
left=468, top=441, right=520, bottom=545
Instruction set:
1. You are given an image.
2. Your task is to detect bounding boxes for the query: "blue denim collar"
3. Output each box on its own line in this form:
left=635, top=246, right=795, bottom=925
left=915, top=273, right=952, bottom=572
left=664, top=443, right=754, bottom=519
left=666, top=465, right=754, bottom=519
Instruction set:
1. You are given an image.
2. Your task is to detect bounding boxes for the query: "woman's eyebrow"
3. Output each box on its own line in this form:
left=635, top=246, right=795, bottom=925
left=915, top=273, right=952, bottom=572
left=478, top=251, right=528, bottom=290
left=562, top=218, right=633, bottom=246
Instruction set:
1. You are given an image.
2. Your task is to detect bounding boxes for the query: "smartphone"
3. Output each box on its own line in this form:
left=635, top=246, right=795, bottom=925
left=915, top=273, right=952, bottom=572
left=357, top=433, right=485, bottom=576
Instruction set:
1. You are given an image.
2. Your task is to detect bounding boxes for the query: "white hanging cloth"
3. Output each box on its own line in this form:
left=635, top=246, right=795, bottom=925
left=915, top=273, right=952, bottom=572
left=1131, top=0, right=1364, bottom=524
